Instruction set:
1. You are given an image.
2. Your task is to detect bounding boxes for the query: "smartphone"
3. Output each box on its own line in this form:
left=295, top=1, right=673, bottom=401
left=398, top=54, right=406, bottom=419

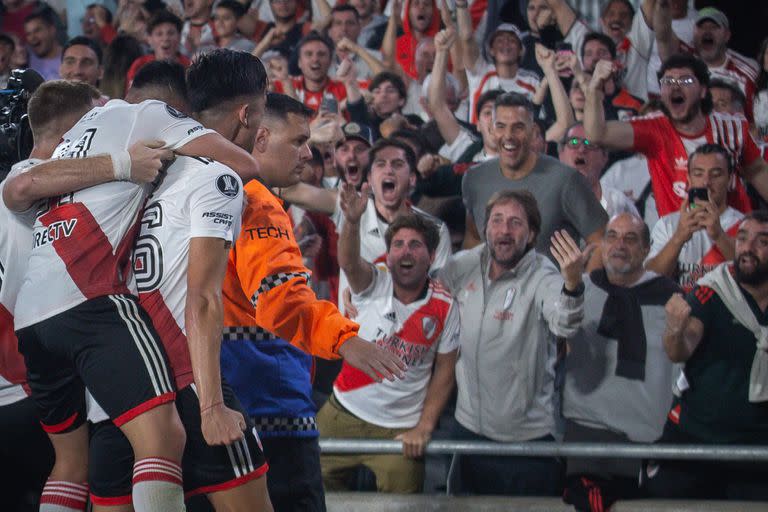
left=688, top=187, right=708, bottom=206
left=320, top=96, right=339, bottom=114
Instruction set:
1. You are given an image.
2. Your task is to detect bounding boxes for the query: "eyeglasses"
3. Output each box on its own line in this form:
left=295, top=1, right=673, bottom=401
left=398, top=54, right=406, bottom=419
left=659, top=76, right=697, bottom=88
left=565, top=137, right=598, bottom=150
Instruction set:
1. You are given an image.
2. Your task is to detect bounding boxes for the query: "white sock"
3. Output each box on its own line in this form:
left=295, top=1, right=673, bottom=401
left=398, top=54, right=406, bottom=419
left=39, top=480, right=88, bottom=512
left=132, top=457, right=186, bottom=512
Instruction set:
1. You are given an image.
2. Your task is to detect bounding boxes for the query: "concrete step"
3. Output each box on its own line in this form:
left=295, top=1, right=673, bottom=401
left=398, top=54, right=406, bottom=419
left=325, top=493, right=768, bottom=512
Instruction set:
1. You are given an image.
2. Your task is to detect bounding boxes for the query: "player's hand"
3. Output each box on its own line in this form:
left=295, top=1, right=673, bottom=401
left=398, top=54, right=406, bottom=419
left=339, top=182, right=370, bottom=225
left=550, top=229, right=593, bottom=292
left=434, top=27, right=456, bottom=53
left=200, top=403, right=247, bottom=446
left=588, top=59, right=614, bottom=91
left=395, top=424, right=432, bottom=458
left=337, top=336, right=407, bottom=382
left=534, top=43, right=555, bottom=71
left=672, top=197, right=702, bottom=244
left=128, top=140, right=174, bottom=183
left=665, top=293, right=691, bottom=335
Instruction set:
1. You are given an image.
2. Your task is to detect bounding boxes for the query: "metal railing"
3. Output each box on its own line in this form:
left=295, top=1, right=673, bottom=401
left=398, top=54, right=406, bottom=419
left=319, top=439, right=768, bottom=461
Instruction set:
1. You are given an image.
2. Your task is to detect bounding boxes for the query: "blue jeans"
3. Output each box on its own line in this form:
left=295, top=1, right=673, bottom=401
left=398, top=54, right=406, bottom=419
left=450, top=422, right=563, bottom=496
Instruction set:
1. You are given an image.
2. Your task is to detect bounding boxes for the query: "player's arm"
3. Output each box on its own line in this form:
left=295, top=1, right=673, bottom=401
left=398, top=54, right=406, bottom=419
left=337, top=182, right=375, bottom=294
left=186, top=236, right=247, bottom=446
left=2, top=141, right=173, bottom=212
left=455, top=0, right=479, bottom=70
left=277, top=182, right=338, bottom=214
left=583, top=61, right=635, bottom=151
left=176, top=132, right=260, bottom=179
left=396, top=349, right=457, bottom=458
left=663, top=292, right=704, bottom=362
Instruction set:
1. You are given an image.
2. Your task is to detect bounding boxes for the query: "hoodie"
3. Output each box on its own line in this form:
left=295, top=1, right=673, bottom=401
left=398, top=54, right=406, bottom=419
left=396, top=0, right=441, bottom=80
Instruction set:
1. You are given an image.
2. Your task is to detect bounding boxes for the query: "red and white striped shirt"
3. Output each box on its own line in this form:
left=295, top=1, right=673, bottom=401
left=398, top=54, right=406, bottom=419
left=630, top=111, right=761, bottom=217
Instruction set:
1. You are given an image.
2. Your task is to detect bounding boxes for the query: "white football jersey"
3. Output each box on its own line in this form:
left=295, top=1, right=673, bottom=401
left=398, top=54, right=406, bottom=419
left=134, top=156, right=244, bottom=389
left=14, top=100, right=214, bottom=329
left=0, top=160, right=41, bottom=405
left=333, top=269, right=459, bottom=428
left=331, top=196, right=453, bottom=315
left=648, top=207, right=744, bottom=292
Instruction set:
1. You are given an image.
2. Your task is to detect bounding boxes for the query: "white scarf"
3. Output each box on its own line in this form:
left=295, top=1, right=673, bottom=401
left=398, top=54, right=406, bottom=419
left=699, top=263, right=768, bottom=402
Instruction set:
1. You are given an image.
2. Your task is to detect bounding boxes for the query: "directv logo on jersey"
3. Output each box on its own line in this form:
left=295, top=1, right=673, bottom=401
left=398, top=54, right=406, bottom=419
left=216, top=174, right=240, bottom=198
left=33, top=219, right=77, bottom=248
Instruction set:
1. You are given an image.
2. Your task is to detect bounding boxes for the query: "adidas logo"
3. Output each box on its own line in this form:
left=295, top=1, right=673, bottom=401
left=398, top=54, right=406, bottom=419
left=384, top=311, right=396, bottom=322
left=369, top=227, right=380, bottom=237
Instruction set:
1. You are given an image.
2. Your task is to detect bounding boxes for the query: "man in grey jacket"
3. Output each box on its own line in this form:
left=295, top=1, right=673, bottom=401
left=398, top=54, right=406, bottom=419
left=439, top=189, right=590, bottom=496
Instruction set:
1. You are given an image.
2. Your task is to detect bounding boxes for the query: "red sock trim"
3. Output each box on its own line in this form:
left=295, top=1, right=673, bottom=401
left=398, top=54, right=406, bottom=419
left=133, top=457, right=183, bottom=486
left=184, top=462, right=269, bottom=499
left=113, top=392, right=176, bottom=427
left=41, top=411, right=79, bottom=433
left=41, top=481, right=88, bottom=511
left=89, top=493, right=132, bottom=506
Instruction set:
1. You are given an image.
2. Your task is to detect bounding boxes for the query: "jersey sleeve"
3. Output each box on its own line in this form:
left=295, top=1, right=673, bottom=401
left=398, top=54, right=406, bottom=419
left=189, top=164, right=244, bottom=243
left=685, top=284, right=716, bottom=331
left=235, top=184, right=359, bottom=359
left=352, top=264, right=390, bottom=301
left=139, top=101, right=215, bottom=150
left=436, top=301, right=460, bottom=354
left=629, top=115, right=665, bottom=156
left=431, top=221, right=453, bottom=272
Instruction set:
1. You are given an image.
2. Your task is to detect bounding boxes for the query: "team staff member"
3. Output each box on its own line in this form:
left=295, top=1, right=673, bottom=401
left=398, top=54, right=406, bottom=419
left=652, top=211, right=768, bottom=500
left=220, top=93, right=405, bottom=511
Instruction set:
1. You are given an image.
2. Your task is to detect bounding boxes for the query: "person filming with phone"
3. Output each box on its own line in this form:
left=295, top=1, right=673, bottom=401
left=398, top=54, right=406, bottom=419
left=646, top=143, right=744, bottom=291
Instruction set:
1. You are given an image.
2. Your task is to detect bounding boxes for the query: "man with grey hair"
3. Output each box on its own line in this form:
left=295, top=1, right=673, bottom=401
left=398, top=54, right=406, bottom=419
left=562, top=212, right=679, bottom=511
left=439, top=189, right=589, bottom=495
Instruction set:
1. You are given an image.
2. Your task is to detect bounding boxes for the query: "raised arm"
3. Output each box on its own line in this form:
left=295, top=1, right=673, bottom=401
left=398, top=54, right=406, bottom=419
left=186, top=237, right=247, bottom=446
left=3, top=140, right=173, bottom=212
left=583, top=60, right=635, bottom=151
left=455, top=0, right=479, bottom=71
left=337, top=38, right=387, bottom=76
left=741, top=158, right=768, bottom=206
left=545, top=0, right=577, bottom=37
left=429, top=28, right=461, bottom=145
left=653, top=0, right=680, bottom=64
left=535, top=43, right=575, bottom=142
left=646, top=201, right=699, bottom=277
left=381, top=0, right=402, bottom=70
left=337, top=182, right=375, bottom=293
left=663, top=293, right=703, bottom=362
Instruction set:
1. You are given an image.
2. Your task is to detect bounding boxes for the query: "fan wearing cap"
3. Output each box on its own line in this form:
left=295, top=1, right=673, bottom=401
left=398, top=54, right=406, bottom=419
left=455, top=10, right=540, bottom=124
left=655, top=5, right=758, bottom=122
left=335, top=122, right=373, bottom=189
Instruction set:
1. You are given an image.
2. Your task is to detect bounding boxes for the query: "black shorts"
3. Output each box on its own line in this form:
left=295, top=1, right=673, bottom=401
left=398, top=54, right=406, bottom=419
left=16, top=294, right=176, bottom=433
left=89, top=383, right=268, bottom=505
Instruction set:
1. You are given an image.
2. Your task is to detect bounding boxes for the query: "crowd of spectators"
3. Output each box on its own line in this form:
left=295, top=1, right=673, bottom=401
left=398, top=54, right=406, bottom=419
left=2, top=0, right=768, bottom=509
